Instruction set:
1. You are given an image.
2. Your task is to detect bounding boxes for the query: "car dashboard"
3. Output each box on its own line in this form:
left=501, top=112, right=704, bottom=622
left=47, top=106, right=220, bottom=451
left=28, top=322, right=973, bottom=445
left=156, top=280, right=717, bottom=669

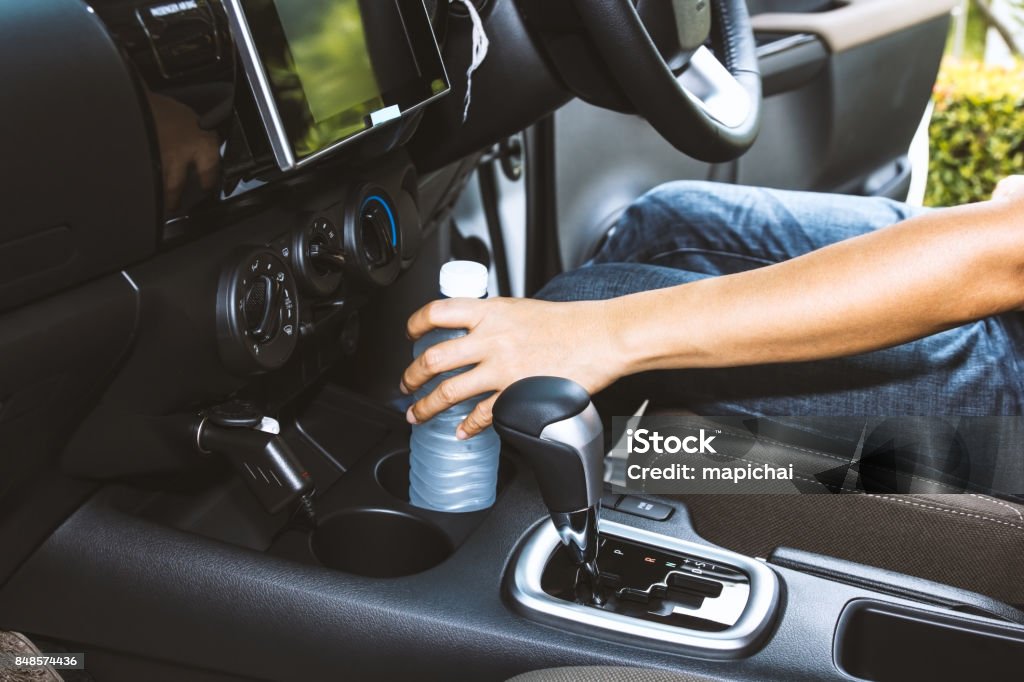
left=92, top=0, right=452, bottom=188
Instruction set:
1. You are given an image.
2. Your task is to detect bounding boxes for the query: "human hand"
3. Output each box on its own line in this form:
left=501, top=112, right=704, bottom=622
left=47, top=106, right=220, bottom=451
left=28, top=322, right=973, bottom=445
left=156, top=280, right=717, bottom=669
left=993, top=175, right=1024, bottom=202
left=401, top=297, right=628, bottom=439
left=146, top=91, right=221, bottom=210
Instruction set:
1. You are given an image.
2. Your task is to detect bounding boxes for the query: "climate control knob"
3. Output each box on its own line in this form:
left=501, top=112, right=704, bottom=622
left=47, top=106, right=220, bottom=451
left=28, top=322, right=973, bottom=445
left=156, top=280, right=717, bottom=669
left=243, top=274, right=283, bottom=342
left=343, top=186, right=401, bottom=287
left=291, top=216, right=345, bottom=296
left=216, top=248, right=300, bottom=374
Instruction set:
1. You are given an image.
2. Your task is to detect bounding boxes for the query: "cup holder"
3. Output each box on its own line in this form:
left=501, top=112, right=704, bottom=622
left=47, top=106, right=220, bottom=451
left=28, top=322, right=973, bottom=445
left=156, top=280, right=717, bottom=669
left=376, top=450, right=413, bottom=502
left=313, top=509, right=453, bottom=578
left=375, top=449, right=514, bottom=504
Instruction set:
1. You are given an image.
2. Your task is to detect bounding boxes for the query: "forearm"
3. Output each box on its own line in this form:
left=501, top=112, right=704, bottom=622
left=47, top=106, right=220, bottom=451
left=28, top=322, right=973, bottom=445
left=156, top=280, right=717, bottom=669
left=614, top=196, right=1024, bottom=373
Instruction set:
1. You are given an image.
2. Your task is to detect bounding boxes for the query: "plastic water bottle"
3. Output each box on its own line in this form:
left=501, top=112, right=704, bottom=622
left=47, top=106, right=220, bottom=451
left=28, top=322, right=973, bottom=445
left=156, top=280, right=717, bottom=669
left=409, top=261, right=501, bottom=512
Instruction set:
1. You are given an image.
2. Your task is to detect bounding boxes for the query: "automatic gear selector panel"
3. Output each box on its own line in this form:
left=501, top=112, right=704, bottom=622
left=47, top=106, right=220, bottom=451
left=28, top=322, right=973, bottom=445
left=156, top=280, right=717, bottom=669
left=509, top=519, right=779, bottom=659
left=542, top=533, right=752, bottom=631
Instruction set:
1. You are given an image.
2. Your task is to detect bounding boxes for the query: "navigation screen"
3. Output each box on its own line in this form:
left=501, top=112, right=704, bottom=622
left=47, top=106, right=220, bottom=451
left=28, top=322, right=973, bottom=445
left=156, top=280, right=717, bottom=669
left=227, top=0, right=449, bottom=168
left=275, top=0, right=382, bottom=125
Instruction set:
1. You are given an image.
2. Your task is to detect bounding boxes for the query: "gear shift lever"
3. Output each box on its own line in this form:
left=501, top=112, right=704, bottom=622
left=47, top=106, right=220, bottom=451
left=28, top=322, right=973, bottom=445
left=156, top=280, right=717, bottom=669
left=493, top=377, right=606, bottom=605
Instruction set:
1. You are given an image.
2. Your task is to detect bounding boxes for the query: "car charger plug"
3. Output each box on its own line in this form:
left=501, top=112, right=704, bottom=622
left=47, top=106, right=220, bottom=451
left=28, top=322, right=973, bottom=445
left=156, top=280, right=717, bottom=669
left=196, top=401, right=316, bottom=523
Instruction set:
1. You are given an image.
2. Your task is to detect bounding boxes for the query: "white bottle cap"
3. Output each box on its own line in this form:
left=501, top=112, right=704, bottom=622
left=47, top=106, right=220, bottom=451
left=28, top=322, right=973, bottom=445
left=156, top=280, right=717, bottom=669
left=439, top=261, right=489, bottom=298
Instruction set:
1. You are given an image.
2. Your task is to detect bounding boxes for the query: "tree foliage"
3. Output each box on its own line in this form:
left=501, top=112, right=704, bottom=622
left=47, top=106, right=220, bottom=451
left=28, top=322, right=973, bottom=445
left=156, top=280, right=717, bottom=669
left=926, top=59, right=1024, bottom=206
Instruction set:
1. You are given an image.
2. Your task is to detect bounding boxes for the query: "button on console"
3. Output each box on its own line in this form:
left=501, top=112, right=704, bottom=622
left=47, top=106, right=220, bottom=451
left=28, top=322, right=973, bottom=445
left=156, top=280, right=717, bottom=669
left=617, top=495, right=674, bottom=521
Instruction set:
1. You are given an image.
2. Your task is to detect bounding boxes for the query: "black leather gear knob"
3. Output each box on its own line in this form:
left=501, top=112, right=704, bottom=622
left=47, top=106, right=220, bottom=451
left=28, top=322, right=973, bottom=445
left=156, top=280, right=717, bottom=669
left=492, top=377, right=604, bottom=514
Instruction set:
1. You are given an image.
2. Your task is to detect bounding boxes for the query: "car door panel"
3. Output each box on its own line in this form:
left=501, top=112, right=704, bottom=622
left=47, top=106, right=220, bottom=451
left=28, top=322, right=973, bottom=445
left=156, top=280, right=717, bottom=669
left=750, top=0, right=957, bottom=53
left=556, top=0, right=953, bottom=268
left=757, top=33, right=829, bottom=98
left=739, top=12, right=949, bottom=191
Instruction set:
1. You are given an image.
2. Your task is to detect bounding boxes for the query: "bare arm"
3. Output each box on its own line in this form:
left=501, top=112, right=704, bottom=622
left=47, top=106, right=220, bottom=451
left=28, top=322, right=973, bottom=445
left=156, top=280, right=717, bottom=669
left=621, top=192, right=1024, bottom=373
left=402, top=184, right=1024, bottom=437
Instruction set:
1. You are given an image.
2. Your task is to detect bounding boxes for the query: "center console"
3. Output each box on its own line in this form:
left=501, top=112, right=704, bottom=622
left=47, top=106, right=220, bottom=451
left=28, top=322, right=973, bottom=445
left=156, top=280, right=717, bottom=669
left=3, top=373, right=1024, bottom=680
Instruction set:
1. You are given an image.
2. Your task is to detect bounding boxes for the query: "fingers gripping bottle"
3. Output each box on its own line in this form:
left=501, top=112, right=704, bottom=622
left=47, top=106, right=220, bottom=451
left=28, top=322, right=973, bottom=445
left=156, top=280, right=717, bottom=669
left=409, top=261, right=501, bottom=512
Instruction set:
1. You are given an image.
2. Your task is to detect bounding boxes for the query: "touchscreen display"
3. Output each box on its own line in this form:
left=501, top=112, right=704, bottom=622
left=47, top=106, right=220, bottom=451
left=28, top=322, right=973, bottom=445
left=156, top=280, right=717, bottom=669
left=275, top=0, right=382, bottom=126
left=228, top=0, right=449, bottom=168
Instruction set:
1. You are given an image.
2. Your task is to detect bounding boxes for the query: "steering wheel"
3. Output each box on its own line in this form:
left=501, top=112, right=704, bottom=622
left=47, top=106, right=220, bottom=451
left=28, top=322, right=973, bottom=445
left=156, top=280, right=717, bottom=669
left=570, top=0, right=762, bottom=163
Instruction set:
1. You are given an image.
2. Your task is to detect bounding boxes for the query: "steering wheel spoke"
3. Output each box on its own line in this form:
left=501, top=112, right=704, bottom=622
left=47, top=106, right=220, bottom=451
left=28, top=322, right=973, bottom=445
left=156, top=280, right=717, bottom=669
left=669, top=0, right=713, bottom=52
left=678, top=46, right=753, bottom=130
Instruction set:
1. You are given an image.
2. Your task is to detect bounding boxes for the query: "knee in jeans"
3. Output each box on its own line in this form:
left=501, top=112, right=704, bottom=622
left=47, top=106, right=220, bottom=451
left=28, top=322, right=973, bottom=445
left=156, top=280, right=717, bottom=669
left=604, top=181, right=726, bottom=256
left=536, top=269, right=592, bottom=302
left=627, top=181, right=713, bottom=220
left=642, top=180, right=722, bottom=206
left=536, top=263, right=684, bottom=302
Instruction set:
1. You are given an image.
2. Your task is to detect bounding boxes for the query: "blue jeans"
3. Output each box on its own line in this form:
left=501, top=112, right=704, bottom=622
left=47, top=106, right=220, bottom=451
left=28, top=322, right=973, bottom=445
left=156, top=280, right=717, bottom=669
left=538, top=181, right=1024, bottom=417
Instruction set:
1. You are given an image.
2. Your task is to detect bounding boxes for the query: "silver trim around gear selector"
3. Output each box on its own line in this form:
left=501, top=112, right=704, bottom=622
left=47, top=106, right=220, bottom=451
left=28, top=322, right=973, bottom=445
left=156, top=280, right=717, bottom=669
left=509, top=519, right=780, bottom=659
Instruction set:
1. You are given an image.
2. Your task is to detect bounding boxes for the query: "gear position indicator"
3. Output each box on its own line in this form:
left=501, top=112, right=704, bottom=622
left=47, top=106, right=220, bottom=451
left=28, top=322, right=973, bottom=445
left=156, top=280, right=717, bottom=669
left=541, top=534, right=750, bottom=630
